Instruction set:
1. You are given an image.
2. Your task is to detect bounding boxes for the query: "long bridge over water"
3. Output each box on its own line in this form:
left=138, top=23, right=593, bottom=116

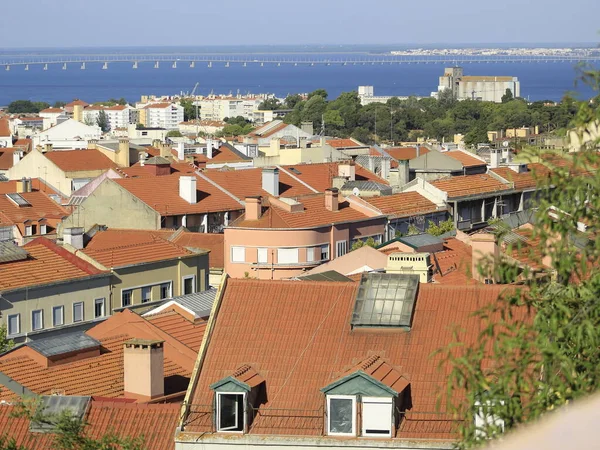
left=0, top=53, right=599, bottom=70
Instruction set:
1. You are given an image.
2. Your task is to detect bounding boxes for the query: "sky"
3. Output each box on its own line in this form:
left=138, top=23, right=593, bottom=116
left=1, top=0, right=599, bottom=48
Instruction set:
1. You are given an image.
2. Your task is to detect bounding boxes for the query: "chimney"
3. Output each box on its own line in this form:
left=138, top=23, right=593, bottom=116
left=159, top=142, right=171, bottom=160
left=338, top=162, right=356, bottom=181
left=123, top=339, right=164, bottom=401
left=301, top=121, right=314, bottom=135
left=471, top=233, right=499, bottom=283
left=139, top=151, right=147, bottom=167
left=177, top=142, right=185, bottom=161
left=490, top=148, right=500, bottom=169
left=179, top=176, right=197, bottom=204
left=270, top=138, right=281, bottom=154
left=299, top=137, right=308, bottom=149
left=73, top=104, right=84, bottom=122
left=262, top=167, right=279, bottom=197
left=118, top=138, right=130, bottom=167
left=87, top=139, right=98, bottom=150
left=415, top=144, right=420, bottom=158
left=12, top=150, right=22, bottom=167
left=44, top=143, right=53, bottom=153
left=206, top=138, right=213, bottom=159
left=152, top=139, right=162, bottom=149
left=63, top=227, right=84, bottom=250
left=245, top=196, right=262, bottom=220
left=325, top=188, right=339, bottom=212
left=320, top=136, right=326, bottom=147
left=381, top=157, right=391, bottom=180
left=396, top=160, right=409, bottom=187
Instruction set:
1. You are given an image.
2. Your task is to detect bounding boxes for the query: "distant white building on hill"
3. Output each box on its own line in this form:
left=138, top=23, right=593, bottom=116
left=434, top=67, right=520, bottom=103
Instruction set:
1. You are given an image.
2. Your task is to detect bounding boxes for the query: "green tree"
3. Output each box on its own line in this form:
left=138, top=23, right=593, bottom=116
left=308, top=89, right=328, bottom=100
left=53, top=101, right=66, bottom=108
left=96, top=111, right=109, bottom=132
left=258, top=98, right=281, bottom=110
left=351, top=237, right=376, bottom=251
left=0, top=325, right=14, bottom=355
left=501, top=88, right=514, bottom=103
left=166, top=130, right=183, bottom=138
left=438, top=69, right=600, bottom=448
left=180, top=99, right=196, bottom=122
left=425, top=218, right=454, bottom=236
left=284, top=94, right=303, bottom=109
left=7, top=100, right=50, bottom=114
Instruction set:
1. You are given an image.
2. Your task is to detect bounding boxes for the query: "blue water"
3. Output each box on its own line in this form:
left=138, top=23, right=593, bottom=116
left=0, top=49, right=596, bottom=105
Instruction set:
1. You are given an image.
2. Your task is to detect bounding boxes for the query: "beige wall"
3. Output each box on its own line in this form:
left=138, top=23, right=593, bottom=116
left=111, top=255, right=209, bottom=311
left=1, top=275, right=112, bottom=342
left=59, top=179, right=160, bottom=236
left=8, top=150, right=70, bottom=196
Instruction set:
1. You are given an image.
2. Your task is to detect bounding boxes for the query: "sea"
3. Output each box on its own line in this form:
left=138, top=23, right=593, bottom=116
left=0, top=45, right=597, bottom=106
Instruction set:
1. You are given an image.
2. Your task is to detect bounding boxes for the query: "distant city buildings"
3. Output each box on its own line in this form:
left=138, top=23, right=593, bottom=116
left=434, top=67, right=520, bottom=102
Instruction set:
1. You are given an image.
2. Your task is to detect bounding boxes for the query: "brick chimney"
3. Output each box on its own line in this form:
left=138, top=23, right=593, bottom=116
left=245, top=196, right=262, bottom=220
left=471, top=233, right=499, bottom=283
left=325, top=188, right=339, bottom=212
left=123, top=339, right=164, bottom=401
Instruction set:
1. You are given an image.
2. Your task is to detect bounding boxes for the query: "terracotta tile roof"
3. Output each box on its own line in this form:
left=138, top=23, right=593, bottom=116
left=444, top=150, right=487, bottom=168
left=66, top=99, right=89, bottom=108
left=0, top=117, right=10, bottom=137
left=45, top=149, right=117, bottom=172
left=0, top=178, right=63, bottom=196
left=365, top=192, right=440, bottom=218
left=0, top=238, right=106, bottom=291
left=491, top=163, right=550, bottom=190
left=144, top=103, right=173, bottom=109
left=146, top=310, right=207, bottom=352
left=0, top=309, right=198, bottom=401
left=346, top=354, right=409, bottom=393
left=432, top=238, right=477, bottom=285
left=191, top=144, right=251, bottom=165
left=0, top=149, right=15, bottom=170
left=386, top=146, right=430, bottom=161
left=0, top=190, right=69, bottom=226
left=0, top=401, right=180, bottom=450
left=81, top=229, right=196, bottom=268
left=502, top=227, right=546, bottom=270
left=279, top=162, right=388, bottom=193
left=40, top=107, right=64, bottom=114
left=231, top=194, right=377, bottom=229
left=171, top=231, right=224, bottom=268
left=186, top=279, right=520, bottom=439
left=13, top=138, right=32, bottom=152
left=105, top=105, right=129, bottom=111
left=326, top=138, right=364, bottom=148
left=202, top=167, right=314, bottom=199
left=431, top=174, right=512, bottom=198
left=114, top=173, right=243, bottom=216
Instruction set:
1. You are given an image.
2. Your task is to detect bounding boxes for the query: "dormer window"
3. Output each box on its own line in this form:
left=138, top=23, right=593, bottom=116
left=25, top=224, right=33, bottom=237
left=216, top=393, right=245, bottom=432
left=327, top=395, right=356, bottom=436
left=40, top=223, right=47, bottom=235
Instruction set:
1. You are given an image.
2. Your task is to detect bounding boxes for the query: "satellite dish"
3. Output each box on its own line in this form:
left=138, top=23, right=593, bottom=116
left=352, top=187, right=360, bottom=197
left=502, top=141, right=509, bottom=148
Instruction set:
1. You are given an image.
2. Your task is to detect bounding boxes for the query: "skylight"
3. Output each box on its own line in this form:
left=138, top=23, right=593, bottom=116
left=288, top=167, right=302, bottom=175
left=6, top=193, right=31, bottom=207
left=351, top=273, right=419, bottom=328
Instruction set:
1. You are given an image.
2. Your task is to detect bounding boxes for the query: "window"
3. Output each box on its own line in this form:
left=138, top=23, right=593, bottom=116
left=306, top=247, right=315, bottom=262
left=257, top=247, right=268, bottom=264
left=277, top=248, right=299, bottom=265
left=231, top=246, right=245, bottom=263
left=160, top=282, right=172, bottom=299
left=183, top=275, right=196, bottom=295
left=40, top=224, right=47, bottom=235
left=336, top=240, right=347, bottom=258
left=327, top=395, right=356, bottom=436
left=52, top=306, right=64, bottom=327
left=31, top=309, right=43, bottom=331
left=7, top=314, right=20, bottom=335
left=25, top=225, right=32, bottom=237
left=216, top=393, right=245, bottom=432
left=320, top=244, right=330, bottom=261
left=94, top=298, right=105, bottom=318
left=122, top=290, right=132, bottom=307
left=141, top=286, right=152, bottom=303
left=73, top=302, right=84, bottom=322
left=362, top=397, right=392, bottom=437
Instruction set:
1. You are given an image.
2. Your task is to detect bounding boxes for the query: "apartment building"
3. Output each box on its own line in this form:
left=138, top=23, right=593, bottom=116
left=199, top=96, right=263, bottom=122
left=82, top=104, right=133, bottom=130
left=143, top=103, right=185, bottom=129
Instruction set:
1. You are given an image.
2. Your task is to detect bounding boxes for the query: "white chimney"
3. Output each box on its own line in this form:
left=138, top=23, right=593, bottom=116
left=262, top=167, right=279, bottom=197
left=179, top=176, right=197, bottom=204
left=206, top=138, right=213, bottom=159
left=177, top=142, right=185, bottom=161
left=12, top=150, right=22, bottom=167
left=381, top=157, right=391, bottom=180
left=63, top=227, right=84, bottom=250
left=490, top=148, right=500, bottom=169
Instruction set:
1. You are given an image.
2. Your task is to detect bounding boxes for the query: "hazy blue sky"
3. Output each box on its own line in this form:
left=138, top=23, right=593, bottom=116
left=2, top=0, right=599, bottom=48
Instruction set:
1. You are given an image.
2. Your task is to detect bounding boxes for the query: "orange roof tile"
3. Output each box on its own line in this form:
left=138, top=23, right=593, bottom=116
left=444, top=150, right=486, bottom=168
left=186, top=279, right=523, bottom=439
left=431, top=174, right=512, bottom=198
left=0, top=149, right=15, bottom=170
left=491, top=163, right=551, bottom=190
left=0, top=237, right=106, bottom=291
left=0, top=190, right=69, bottom=235
left=65, top=99, right=89, bottom=108
left=40, top=107, right=64, bottom=114
left=191, top=144, right=250, bottom=165
left=0, top=117, right=10, bottom=137
left=0, top=309, right=199, bottom=401
left=386, top=146, right=430, bottom=161
left=0, top=178, right=63, bottom=197
left=365, top=192, right=440, bottom=218
left=13, top=138, right=32, bottom=152
left=0, top=401, right=180, bottom=450
left=280, top=162, right=388, bottom=193
left=114, top=173, right=243, bottom=216
left=433, top=238, right=477, bottom=285
left=81, top=229, right=197, bottom=268
left=171, top=231, right=224, bottom=268
left=45, top=149, right=117, bottom=172
left=327, top=138, right=364, bottom=148
left=144, top=103, right=174, bottom=109
left=146, top=310, right=207, bottom=352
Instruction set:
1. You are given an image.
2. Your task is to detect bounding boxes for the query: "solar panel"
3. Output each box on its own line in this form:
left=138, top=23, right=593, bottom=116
left=6, top=193, right=31, bottom=207
left=351, top=273, right=419, bottom=328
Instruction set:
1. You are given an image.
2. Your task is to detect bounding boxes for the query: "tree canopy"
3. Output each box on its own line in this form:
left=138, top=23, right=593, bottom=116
left=7, top=100, right=50, bottom=114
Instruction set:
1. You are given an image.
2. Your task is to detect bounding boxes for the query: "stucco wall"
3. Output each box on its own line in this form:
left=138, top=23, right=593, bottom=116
left=8, top=150, right=70, bottom=196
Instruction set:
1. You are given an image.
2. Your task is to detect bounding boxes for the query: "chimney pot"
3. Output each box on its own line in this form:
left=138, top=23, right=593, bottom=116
left=325, top=188, right=339, bottom=212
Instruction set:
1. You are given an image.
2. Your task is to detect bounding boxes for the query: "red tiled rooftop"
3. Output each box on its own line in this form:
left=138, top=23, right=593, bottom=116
left=365, top=192, right=440, bottom=218
left=146, top=310, right=207, bottom=352
left=191, top=144, right=250, bottom=165
left=0, top=117, right=10, bottom=137
left=40, top=107, right=64, bottom=114
left=65, top=99, right=89, bottom=108
left=432, top=174, right=512, bottom=198
left=433, top=238, right=477, bottom=285
left=327, top=138, right=364, bottom=148
left=491, top=163, right=551, bottom=190
left=0, top=178, right=63, bottom=197
left=386, top=146, right=430, bottom=161
left=444, top=150, right=486, bottom=168
left=45, top=149, right=117, bottom=172
left=171, top=231, right=224, bottom=268
left=0, top=190, right=69, bottom=226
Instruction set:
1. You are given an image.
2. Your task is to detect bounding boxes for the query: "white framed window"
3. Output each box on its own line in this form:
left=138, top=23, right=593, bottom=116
left=257, top=247, right=268, bottom=264
left=73, top=302, right=84, bottom=322
left=361, top=397, right=393, bottom=437
left=94, top=298, right=105, bottom=318
left=216, top=392, right=245, bottom=432
left=40, top=224, right=47, bottom=235
left=7, top=314, right=20, bottom=335
left=31, top=309, right=43, bottom=331
left=182, top=275, right=196, bottom=295
left=277, top=248, right=299, bottom=265
left=336, top=240, right=347, bottom=258
left=25, top=225, right=33, bottom=237
left=160, top=282, right=172, bottom=299
left=231, top=246, right=245, bottom=263
left=327, top=395, right=356, bottom=436
left=122, top=290, right=132, bottom=307
left=141, top=286, right=152, bottom=303
left=306, top=247, right=315, bottom=262
left=52, top=306, right=64, bottom=327
left=320, top=244, right=330, bottom=261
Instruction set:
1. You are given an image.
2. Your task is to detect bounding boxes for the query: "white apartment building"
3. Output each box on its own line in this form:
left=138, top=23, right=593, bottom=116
left=39, top=108, right=66, bottom=128
left=82, top=105, right=133, bottom=131
left=199, top=97, right=263, bottom=122
left=435, top=67, right=520, bottom=103
left=144, top=103, right=184, bottom=130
